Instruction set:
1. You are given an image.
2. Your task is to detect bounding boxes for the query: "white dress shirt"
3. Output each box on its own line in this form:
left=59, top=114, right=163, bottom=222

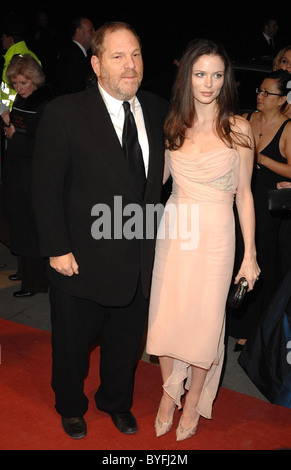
left=98, top=84, right=149, bottom=176
left=262, top=32, right=274, bottom=46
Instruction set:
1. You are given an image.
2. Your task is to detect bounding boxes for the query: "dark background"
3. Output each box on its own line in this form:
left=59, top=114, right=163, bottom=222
left=1, top=1, right=290, bottom=102
left=2, top=2, right=290, bottom=61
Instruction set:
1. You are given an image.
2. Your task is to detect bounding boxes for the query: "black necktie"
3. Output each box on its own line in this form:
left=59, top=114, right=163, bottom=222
left=122, top=101, right=146, bottom=195
left=269, top=38, right=274, bottom=48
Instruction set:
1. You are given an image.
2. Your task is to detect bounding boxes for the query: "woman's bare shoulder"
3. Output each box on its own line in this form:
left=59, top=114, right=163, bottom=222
left=230, top=114, right=253, bottom=135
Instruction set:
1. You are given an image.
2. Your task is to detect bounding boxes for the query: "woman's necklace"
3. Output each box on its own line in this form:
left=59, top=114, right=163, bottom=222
left=258, top=116, right=280, bottom=138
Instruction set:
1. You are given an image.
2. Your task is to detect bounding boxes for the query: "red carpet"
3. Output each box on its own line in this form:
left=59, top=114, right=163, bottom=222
left=1, top=318, right=291, bottom=451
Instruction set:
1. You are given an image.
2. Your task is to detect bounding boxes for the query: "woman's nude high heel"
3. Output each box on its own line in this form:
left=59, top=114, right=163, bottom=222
left=176, top=412, right=200, bottom=441
left=154, top=400, right=175, bottom=437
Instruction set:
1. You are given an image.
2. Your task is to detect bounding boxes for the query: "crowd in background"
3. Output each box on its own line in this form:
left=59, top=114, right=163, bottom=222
left=1, top=9, right=291, bottom=101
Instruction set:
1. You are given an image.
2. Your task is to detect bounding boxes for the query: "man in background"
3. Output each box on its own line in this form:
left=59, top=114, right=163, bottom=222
left=54, top=17, right=94, bottom=95
left=251, top=17, right=280, bottom=63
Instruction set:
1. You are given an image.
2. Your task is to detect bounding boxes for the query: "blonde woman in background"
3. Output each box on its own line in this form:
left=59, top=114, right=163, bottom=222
left=273, top=45, right=291, bottom=118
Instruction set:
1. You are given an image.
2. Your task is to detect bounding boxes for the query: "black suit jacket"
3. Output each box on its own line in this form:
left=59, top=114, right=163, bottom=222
left=251, top=33, right=278, bottom=61
left=54, top=41, right=94, bottom=95
left=32, top=85, right=168, bottom=306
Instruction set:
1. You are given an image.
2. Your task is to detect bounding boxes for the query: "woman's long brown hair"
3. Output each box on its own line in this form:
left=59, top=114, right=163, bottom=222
left=165, top=38, right=251, bottom=151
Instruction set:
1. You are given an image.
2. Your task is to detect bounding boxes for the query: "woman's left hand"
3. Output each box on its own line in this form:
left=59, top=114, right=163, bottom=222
left=277, top=181, right=291, bottom=189
left=4, top=124, right=15, bottom=139
left=234, top=257, right=261, bottom=291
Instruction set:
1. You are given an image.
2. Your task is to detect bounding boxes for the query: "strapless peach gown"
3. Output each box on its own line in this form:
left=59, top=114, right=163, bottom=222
left=146, top=147, right=240, bottom=419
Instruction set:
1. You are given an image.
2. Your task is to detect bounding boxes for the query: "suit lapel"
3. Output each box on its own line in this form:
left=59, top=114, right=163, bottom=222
left=84, top=86, right=143, bottom=199
left=137, top=94, right=157, bottom=202
left=84, top=85, right=159, bottom=202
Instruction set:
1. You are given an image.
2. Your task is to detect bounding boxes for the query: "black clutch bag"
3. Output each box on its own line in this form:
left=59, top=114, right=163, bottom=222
left=268, top=188, right=291, bottom=210
left=227, top=277, right=249, bottom=309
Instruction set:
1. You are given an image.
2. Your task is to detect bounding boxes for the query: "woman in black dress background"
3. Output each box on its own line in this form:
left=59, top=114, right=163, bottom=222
left=228, top=70, right=291, bottom=349
left=3, top=54, right=52, bottom=297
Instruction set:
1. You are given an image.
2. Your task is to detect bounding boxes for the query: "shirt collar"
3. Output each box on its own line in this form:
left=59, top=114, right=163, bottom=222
left=73, top=40, right=87, bottom=57
left=262, top=32, right=272, bottom=42
left=98, top=83, right=136, bottom=118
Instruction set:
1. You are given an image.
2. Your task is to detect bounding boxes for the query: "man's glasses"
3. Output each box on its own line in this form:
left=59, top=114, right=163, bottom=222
left=256, top=88, right=284, bottom=97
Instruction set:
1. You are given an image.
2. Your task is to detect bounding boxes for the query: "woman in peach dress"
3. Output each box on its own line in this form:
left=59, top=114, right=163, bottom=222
left=146, top=39, right=260, bottom=441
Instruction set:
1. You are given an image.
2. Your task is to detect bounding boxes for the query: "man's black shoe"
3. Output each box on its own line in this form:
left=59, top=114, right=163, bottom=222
left=61, top=416, right=87, bottom=439
left=109, top=411, right=138, bottom=434
left=9, top=273, right=21, bottom=281
left=13, top=290, right=35, bottom=298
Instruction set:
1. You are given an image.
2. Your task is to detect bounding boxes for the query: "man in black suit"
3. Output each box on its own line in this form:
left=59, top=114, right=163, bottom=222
left=54, top=17, right=94, bottom=95
left=32, top=22, right=168, bottom=439
left=251, top=17, right=280, bottom=63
